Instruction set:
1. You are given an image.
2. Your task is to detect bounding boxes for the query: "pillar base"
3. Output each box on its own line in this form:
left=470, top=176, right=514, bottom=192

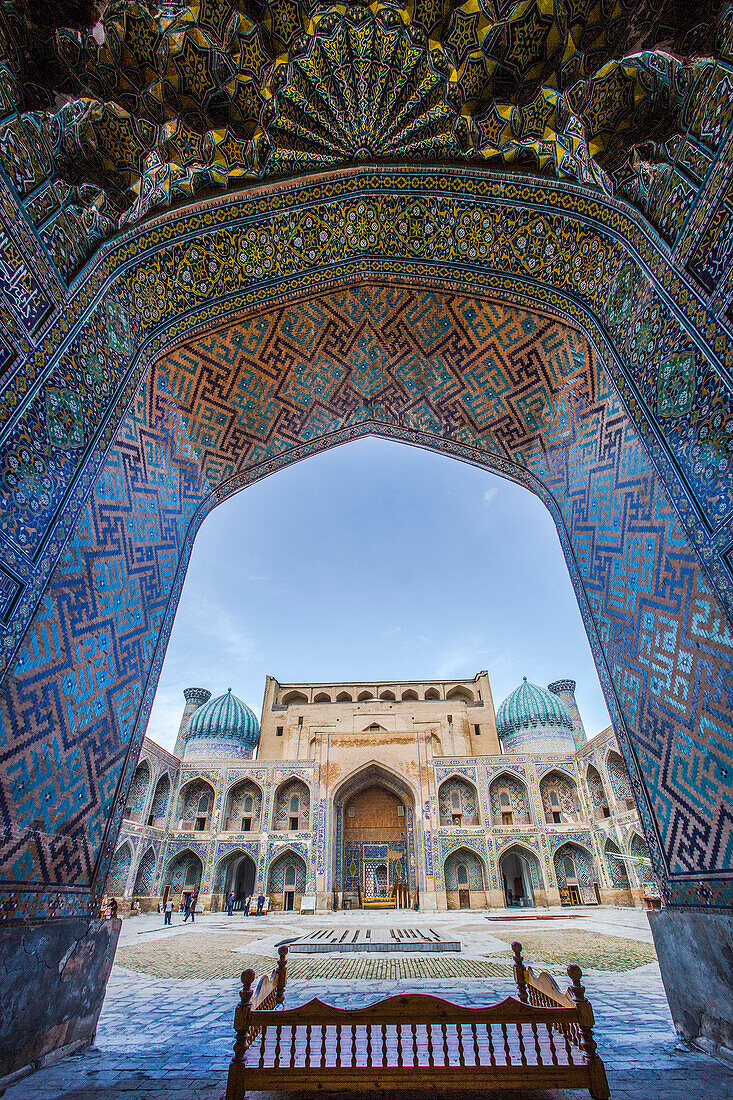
left=0, top=917, right=120, bottom=1083
left=648, top=909, right=733, bottom=1063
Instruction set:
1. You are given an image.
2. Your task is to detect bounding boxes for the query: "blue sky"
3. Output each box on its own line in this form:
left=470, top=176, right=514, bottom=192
left=145, top=437, right=611, bottom=750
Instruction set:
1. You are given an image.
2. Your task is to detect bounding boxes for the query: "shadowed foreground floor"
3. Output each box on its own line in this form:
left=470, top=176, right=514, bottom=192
left=4, top=910, right=733, bottom=1100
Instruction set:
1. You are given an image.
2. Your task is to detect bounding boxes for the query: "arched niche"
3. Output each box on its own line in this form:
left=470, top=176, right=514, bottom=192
left=437, top=776, right=480, bottom=826
left=446, top=685, right=474, bottom=702
left=553, top=843, right=599, bottom=906
left=224, top=779, right=263, bottom=833
left=132, top=847, right=157, bottom=898
left=336, top=692, right=352, bottom=702
left=488, top=772, right=531, bottom=826
left=164, top=849, right=203, bottom=901
left=401, top=689, right=419, bottom=701
left=604, top=838, right=631, bottom=892
left=273, top=778, right=310, bottom=832
left=607, top=750, right=636, bottom=811
left=149, top=773, right=171, bottom=826
left=379, top=690, right=396, bottom=700
left=586, top=764, right=611, bottom=822
left=176, top=778, right=216, bottom=832
left=267, top=850, right=307, bottom=912
left=124, top=759, right=151, bottom=823
left=357, top=690, right=374, bottom=701
left=425, top=687, right=441, bottom=700
left=539, top=770, right=581, bottom=824
left=282, top=690, right=308, bottom=705
left=313, top=692, right=331, bottom=703
left=443, top=847, right=487, bottom=910
left=106, top=842, right=132, bottom=897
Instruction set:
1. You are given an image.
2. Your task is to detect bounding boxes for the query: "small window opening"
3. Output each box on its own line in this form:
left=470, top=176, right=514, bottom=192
left=289, top=816, right=299, bottom=830
left=195, top=816, right=206, bottom=831
left=457, top=863, right=468, bottom=886
left=242, top=817, right=251, bottom=831
left=348, top=805, right=356, bottom=818
left=276, top=726, right=283, bottom=737
left=284, top=865, right=296, bottom=887
left=474, top=724, right=481, bottom=736
left=397, top=805, right=405, bottom=817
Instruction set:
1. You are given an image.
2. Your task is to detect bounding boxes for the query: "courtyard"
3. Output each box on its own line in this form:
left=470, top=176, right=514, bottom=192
left=4, top=907, right=732, bottom=1100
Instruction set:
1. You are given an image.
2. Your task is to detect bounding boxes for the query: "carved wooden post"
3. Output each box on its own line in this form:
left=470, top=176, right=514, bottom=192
left=232, top=968, right=256, bottom=1064
left=567, top=964, right=610, bottom=1100
left=276, top=944, right=289, bottom=1006
left=512, top=941, right=528, bottom=1003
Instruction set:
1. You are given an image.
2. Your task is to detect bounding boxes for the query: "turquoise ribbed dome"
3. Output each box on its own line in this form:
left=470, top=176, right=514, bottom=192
left=496, top=678, right=573, bottom=741
left=185, top=688, right=259, bottom=754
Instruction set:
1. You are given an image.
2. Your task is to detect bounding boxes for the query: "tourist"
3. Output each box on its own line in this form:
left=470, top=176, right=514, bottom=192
left=164, top=896, right=173, bottom=925
left=182, top=893, right=192, bottom=922
left=131, top=898, right=140, bottom=915
left=227, top=891, right=235, bottom=916
left=256, top=893, right=265, bottom=915
left=109, top=897, right=118, bottom=920
left=243, top=895, right=251, bottom=916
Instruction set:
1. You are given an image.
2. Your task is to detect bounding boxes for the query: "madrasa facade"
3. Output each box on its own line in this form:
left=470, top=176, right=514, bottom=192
left=111, top=672, right=653, bottom=914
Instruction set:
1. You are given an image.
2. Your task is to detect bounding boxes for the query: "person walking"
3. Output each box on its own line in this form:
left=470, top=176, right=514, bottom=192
left=164, top=896, right=173, bottom=925
left=182, top=893, right=192, bottom=922
left=227, top=891, right=235, bottom=917
left=187, top=892, right=198, bottom=923
left=256, top=893, right=265, bottom=915
left=243, top=895, right=251, bottom=916
left=109, top=897, right=118, bottom=920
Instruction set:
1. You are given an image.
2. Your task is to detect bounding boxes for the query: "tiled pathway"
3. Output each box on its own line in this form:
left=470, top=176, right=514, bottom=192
left=5, top=909, right=733, bottom=1100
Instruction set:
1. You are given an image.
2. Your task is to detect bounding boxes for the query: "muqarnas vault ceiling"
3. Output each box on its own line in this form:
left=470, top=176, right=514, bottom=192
left=0, top=0, right=731, bottom=277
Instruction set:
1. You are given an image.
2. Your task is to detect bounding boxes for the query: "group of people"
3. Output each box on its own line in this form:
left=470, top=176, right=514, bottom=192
left=163, top=891, right=199, bottom=924
left=226, top=891, right=266, bottom=916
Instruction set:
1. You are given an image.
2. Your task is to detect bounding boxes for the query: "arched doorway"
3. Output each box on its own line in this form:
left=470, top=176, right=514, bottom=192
left=443, top=848, right=487, bottom=910
left=488, top=773, right=531, bottom=826
left=267, top=851, right=307, bottom=912
left=132, top=847, right=157, bottom=900
left=554, top=843, right=600, bottom=906
left=333, top=764, right=417, bottom=910
left=214, top=850, right=257, bottom=911
left=164, top=850, right=204, bottom=910
left=498, top=846, right=542, bottom=908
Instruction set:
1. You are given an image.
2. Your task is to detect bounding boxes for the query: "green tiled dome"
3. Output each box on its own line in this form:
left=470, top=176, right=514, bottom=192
left=496, top=678, right=574, bottom=744
left=185, top=688, right=259, bottom=757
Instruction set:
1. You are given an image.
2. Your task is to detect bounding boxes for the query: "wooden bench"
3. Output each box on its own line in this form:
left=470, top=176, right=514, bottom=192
left=225, top=941, right=610, bottom=1098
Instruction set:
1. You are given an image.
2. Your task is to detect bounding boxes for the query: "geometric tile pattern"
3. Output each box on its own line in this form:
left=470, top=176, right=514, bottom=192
left=0, top=148, right=730, bottom=929
left=489, top=774, right=530, bottom=819
left=273, top=779, right=310, bottom=830
left=539, top=771, right=579, bottom=820
left=132, top=846, right=157, bottom=896
left=604, top=839, right=631, bottom=889
left=267, top=850, right=306, bottom=894
left=438, top=778, right=478, bottom=825
left=444, top=848, right=485, bottom=892
left=607, top=752, right=633, bottom=803
left=553, top=842, right=597, bottom=887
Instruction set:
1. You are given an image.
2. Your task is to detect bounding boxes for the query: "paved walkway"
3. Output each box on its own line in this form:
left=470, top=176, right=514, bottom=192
left=6, top=908, right=733, bottom=1099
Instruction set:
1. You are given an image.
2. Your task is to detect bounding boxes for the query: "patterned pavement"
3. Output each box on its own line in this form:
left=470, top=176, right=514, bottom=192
left=5, top=909, right=733, bottom=1100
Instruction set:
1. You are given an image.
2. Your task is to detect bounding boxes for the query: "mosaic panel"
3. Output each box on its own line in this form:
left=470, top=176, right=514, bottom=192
left=604, top=839, right=631, bottom=889
left=132, top=847, right=157, bottom=896
left=539, top=771, right=579, bottom=820
left=630, top=833, right=655, bottom=887
left=267, top=850, right=306, bottom=894
left=488, top=774, right=530, bottom=818
left=165, top=850, right=203, bottom=893
left=125, top=761, right=151, bottom=816
left=0, top=159, right=731, bottom=923
left=150, top=774, right=172, bottom=820
left=273, top=779, right=310, bottom=831
left=438, top=777, right=478, bottom=825
left=444, top=849, right=485, bottom=892
left=607, top=752, right=634, bottom=802
left=225, top=780, right=262, bottom=830
left=586, top=765, right=610, bottom=811
left=553, top=842, right=597, bottom=887
left=106, top=842, right=132, bottom=896
left=179, top=779, right=215, bottom=822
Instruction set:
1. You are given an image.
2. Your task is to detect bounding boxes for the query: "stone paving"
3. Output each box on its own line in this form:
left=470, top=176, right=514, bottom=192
left=5, top=908, right=733, bottom=1099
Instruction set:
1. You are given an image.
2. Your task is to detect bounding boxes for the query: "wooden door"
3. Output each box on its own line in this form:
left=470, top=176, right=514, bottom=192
left=458, top=888, right=470, bottom=909
left=284, top=889, right=294, bottom=911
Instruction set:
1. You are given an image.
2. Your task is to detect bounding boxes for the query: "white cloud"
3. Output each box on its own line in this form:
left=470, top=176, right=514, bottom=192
left=483, top=487, right=498, bottom=506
